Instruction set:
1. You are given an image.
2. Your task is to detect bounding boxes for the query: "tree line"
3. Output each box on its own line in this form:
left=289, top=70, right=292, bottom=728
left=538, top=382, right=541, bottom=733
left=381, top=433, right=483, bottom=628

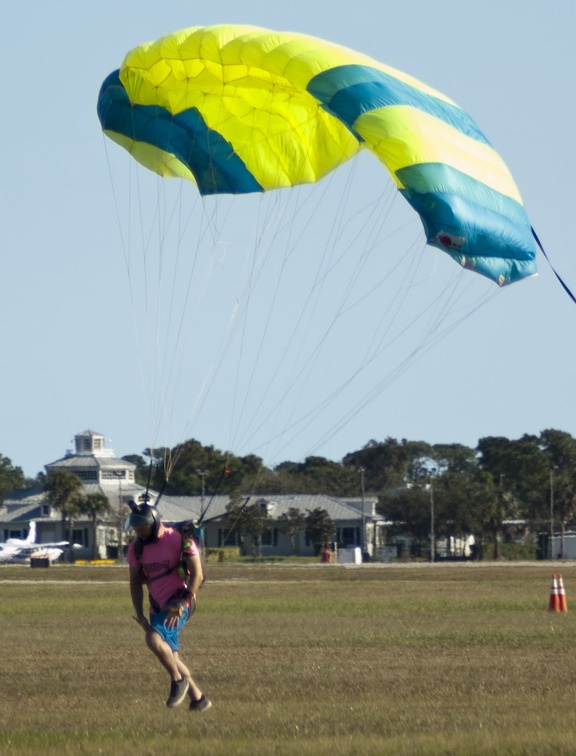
left=1, top=428, right=575, bottom=558
left=125, top=429, right=576, bottom=558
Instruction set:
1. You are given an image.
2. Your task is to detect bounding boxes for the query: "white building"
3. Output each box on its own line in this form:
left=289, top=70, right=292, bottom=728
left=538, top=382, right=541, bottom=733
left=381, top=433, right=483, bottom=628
left=0, top=430, right=146, bottom=559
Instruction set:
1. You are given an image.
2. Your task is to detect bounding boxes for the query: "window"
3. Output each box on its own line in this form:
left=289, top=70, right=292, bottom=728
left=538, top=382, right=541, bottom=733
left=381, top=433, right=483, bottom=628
left=71, top=528, right=89, bottom=547
left=93, top=438, right=102, bottom=450
left=76, top=470, right=98, bottom=481
left=339, top=527, right=358, bottom=547
left=218, top=528, right=238, bottom=547
left=261, top=528, right=278, bottom=547
left=101, top=470, right=126, bottom=479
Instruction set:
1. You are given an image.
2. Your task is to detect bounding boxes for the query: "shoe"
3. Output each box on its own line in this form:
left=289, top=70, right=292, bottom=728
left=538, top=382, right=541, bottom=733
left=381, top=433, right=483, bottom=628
left=166, top=678, right=190, bottom=708
left=189, top=693, right=212, bottom=712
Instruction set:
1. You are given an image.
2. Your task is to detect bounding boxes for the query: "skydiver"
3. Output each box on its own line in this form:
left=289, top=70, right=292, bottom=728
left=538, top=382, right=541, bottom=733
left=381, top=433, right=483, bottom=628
left=126, top=502, right=211, bottom=711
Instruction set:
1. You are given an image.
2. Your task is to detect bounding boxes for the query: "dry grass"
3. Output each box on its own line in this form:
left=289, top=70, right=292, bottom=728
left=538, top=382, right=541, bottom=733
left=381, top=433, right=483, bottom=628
left=1, top=562, right=576, bottom=754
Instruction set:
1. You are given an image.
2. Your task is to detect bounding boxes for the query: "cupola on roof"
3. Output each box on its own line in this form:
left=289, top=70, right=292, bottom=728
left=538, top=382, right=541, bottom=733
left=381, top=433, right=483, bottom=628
left=73, top=430, right=113, bottom=458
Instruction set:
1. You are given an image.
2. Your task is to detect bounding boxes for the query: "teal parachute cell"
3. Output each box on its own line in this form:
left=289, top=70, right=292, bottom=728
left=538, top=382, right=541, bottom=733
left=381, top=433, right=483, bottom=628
left=97, top=24, right=537, bottom=286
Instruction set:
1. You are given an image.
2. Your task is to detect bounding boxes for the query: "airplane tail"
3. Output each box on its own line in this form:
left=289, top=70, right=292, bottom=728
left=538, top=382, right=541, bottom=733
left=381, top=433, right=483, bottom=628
left=26, top=521, right=36, bottom=545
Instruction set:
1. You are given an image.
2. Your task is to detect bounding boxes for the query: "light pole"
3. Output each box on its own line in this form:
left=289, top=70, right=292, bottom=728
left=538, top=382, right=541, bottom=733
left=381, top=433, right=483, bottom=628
left=197, top=469, right=208, bottom=516
left=428, top=468, right=437, bottom=563
left=359, top=468, right=366, bottom=560
left=550, top=466, right=558, bottom=559
left=496, top=473, right=505, bottom=561
left=428, top=470, right=436, bottom=562
left=112, top=470, right=124, bottom=562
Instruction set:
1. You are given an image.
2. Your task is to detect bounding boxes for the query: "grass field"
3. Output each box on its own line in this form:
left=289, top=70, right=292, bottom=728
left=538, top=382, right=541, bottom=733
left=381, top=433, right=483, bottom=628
left=2, top=561, right=576, bottom=755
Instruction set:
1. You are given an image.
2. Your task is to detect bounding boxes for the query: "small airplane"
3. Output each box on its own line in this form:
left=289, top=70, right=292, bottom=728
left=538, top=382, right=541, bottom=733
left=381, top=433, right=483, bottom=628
left=0, top=521, right=69, bottom=564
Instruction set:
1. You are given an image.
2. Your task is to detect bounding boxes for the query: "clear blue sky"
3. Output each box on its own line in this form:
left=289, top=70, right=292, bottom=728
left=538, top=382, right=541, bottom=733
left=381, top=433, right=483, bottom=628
left=2, top=1, right=575, bottom=479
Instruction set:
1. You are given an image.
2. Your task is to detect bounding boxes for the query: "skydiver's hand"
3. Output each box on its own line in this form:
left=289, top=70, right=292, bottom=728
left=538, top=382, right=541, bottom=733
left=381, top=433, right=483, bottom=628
left=164, top=603, right=184, bottom=630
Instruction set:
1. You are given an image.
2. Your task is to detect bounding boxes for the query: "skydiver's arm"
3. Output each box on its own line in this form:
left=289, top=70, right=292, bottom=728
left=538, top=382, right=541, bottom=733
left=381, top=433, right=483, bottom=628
left=129, top=563, right=149, bottom=630
left=183, top=552, right=203, bottom=599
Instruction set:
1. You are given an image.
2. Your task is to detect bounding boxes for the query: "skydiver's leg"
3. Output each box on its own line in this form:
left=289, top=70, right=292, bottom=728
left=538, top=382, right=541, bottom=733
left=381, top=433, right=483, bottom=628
left=173, top=651, right=203, bottom=701
left=145, top=628, right=182, bottom=682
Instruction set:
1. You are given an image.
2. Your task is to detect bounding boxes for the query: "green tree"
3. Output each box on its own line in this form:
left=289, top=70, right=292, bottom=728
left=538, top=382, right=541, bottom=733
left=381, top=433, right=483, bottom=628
left=273, top=456, right=357, bottom=495
left=139, top=440, right=267, bottom=499
left=304, top=508, right=336, bottom=555
left=0, top=454, right=25, bottom=502
left=431, top=443, right=477, bottom=475
left=78, top=493, right=111, bottom=561
left=222, top=497, right=250, bottom=554
left=45, top=470, right=83, bottom=562
left=343, top=438, right=412, bottom=490
left=477, top=435, right=549, bottom=528
left=277, top=507, right=306, bottom=554
left=242, top=502, right=271, bottom=557
left=122, top=454, right=149, bottom=486
left=434, top=469, right=499, bottom=560
left=380, top=485, right=432, bottom=558
left=539, top=429, right=576, bottom=556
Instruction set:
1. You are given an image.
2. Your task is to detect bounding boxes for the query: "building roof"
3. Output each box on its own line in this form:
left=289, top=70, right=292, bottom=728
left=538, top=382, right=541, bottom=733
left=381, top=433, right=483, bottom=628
left=0, top=489, right=54, bottom=524
left=46, top=455, right=135, bottom=471
left=155, top=493, right=380, bottom=525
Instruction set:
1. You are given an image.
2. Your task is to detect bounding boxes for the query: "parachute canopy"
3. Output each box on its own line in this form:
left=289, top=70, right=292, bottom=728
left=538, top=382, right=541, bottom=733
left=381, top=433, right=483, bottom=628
left=97, top=24, right=537, bottom=286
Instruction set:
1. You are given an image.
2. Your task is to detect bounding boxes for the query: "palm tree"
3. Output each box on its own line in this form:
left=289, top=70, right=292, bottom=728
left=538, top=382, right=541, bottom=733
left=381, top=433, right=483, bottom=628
left=78, top=493, right=111, bottom=560
left=45, top=470, right=83, bottom=562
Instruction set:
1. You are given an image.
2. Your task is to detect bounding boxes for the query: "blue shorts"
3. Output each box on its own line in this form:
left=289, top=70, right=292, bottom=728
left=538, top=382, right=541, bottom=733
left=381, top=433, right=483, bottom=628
left=150, top=605, right=190, bottom=651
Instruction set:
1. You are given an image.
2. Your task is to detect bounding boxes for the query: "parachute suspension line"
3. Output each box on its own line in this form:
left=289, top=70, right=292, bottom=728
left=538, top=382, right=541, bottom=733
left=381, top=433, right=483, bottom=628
left=243, top=230, right=426, bottom=459
left=532, top=227, right=576, bottom=305
left=225, top=190, right=275, bottom=453
left=250, top=240, right=497, bottom=462
left=296, top=273, right=498, bottom=457
left=163, top=195, right=272, bottom=449
left=154, top=182, right=200, bottom=450
left=198, top=465, right=232, bottom=524
left=102, top=136, right=164, bottom=452
left=230, top=179, right=410, bottom=458
left=140, top=96, right=237, bottom=455
left=153, top=134, right=242, bottom=478
left=224, top=182, right=330, bottom=453
left=163, top=196, right=237, bottom=443
left=155, top=188, right=210, bottom=449
left=160, top=180, right=310, bottom=458
left=230, top=191, right=309, bottom=445
left=279, top=197, right=415, bottom=424
left=227, top=163, right=376, bottom=456
left=132, top=165, right=175, bottom=450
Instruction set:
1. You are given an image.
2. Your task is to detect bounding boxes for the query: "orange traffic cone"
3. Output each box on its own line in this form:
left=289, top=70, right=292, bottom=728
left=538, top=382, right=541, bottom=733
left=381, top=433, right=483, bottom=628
left=549, top=574, right=560, bottom=612
left=557, top=574, right=569, bottom=612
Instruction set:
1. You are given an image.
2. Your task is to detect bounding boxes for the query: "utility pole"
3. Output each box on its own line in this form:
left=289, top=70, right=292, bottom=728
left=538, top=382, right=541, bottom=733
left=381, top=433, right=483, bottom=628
left=496, top=473, right=505, bottom=560
left=197, top=469, right=209, bottom=516
left=112, top=470, right=124, bottom=563
left=359, top=468, right=366, bottom=560
left=428, top=468, right=436, bottom=563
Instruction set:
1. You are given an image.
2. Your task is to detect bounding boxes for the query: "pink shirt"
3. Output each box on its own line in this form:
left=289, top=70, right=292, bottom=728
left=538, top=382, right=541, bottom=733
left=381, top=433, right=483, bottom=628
left=127, top=526, right=199, bottom=613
